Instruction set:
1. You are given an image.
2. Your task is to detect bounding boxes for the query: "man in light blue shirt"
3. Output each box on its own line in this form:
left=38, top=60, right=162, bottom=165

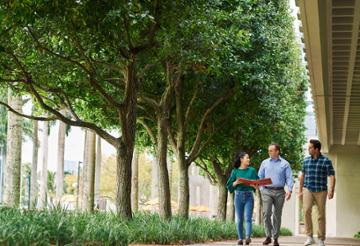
left=258, top=143, right=293, bottom=246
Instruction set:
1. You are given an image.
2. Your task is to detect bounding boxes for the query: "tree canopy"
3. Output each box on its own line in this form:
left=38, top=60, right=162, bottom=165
left=0, top=0, right=307, bottom=218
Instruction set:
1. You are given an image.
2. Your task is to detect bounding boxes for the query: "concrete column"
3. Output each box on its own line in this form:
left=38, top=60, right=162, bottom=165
left=209, top=184, right=217, bottom=217
left=328, top=147, right=360, bottom=237
left=151, top=156, right=159, bottom=199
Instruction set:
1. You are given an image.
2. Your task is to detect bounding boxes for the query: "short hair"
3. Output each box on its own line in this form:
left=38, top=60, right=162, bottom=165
left=309, top=139, right=321, bottom=151
left=269, top=143, right=280, bottom=152
left=233, top=151, right=248, bottom=169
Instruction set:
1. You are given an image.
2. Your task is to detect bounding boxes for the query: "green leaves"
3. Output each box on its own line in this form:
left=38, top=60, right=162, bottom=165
left=0, top=207, right=292, bottom=244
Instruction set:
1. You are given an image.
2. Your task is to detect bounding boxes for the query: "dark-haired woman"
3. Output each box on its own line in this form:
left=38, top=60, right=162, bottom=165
left=226, top=152, right=259, bottom=245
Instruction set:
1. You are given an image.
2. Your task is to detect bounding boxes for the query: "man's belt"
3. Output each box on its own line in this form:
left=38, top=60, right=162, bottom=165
left=264, top=186, right=284, bottom=190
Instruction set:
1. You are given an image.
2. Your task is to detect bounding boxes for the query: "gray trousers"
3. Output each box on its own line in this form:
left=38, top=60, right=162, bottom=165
left=261, top=188, right=285, bottom=239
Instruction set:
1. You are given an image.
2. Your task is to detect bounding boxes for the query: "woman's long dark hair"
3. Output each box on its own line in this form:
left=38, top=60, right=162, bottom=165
left=233, top=151, right=248, bottom=169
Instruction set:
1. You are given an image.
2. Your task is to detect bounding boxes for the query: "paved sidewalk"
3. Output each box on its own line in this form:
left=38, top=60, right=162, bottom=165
left=191, top=236, right=360, bottom=246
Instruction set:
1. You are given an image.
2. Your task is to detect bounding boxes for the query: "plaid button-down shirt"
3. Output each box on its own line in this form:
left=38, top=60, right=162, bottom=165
left=302, top=154, right=335, bottom=192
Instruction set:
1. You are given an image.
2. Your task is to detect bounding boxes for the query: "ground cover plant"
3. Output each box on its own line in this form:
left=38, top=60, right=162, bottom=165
left=0, top=207, right=292, bottom=245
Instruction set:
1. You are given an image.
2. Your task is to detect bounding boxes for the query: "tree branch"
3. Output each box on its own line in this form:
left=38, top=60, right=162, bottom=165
left=168, top=126, right=177, bottom=153
left=188, top=129, right=215, bottom=164
left=32, top=82, right=81, bottom=121
left=0, top=77, right=27, bottom=83
left=131, top=0, right=160, bottom=55
left=137, top=118, right=156, bottom=145
left=67, top=23, right=96, bottom=74
left=184, top=81, right=200, bottom=129
left=188, top=87, right=235, bottom=162
left=211, top=158, right=227, bottom=184
left=104, top=77, right=125, bottom=90
left=27, top=80, right=119, bottom=147
left=26, top=27, right=91, bottom=75
left=0, top=101, right=57, bottom=121
left=197, top=158, right=217, bottom=185
left=89, top=77, right=122, bottom=109
left=225, top=162, right=234, bottom=177
left=3, top=45, right=119, bottom=147
left=137, top=94, right=160, bottom=110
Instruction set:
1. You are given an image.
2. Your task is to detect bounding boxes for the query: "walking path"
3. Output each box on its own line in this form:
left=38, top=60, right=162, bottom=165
left=190, top=236, right=360, bottom=246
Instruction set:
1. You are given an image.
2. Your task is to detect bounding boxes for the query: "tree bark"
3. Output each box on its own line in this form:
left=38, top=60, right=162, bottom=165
left=55, top=120, right=66, bottom=202
left=3, top=91, right=22, bottom=207
left=39, top=121, right=49, bottom=209
left=172, top=69, right=190, bottom=218
left=217, top=183, right=228, bottom=221
left=211, top=160, right=233, bottom=221
left=115, top=61, right=137, bottom=219
left=177, top=153, right=189, bottom=218
left=94, top=134, right=102, bottom=203
left=131, top=148, right=139, bottom=212
left=157, top=114, right=172, bottom=219
left=155, top=67, right=174, bottom=219
left=116, top=142, right=133, bottom=218
left=30, top=120, right=39, bottom=209
left=227, top=192, right=235, bottom=221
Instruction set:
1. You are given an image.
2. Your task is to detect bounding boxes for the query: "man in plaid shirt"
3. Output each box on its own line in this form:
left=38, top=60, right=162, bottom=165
left=299, top=139, right=336, bottom=246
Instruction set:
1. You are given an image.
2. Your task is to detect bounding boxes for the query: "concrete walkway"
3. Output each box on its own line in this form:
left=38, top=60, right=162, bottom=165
left=191, top=236, right=360, bottom=246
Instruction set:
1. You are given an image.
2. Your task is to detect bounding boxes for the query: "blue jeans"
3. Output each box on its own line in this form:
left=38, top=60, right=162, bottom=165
left=234, top=191, right=254, bottom=240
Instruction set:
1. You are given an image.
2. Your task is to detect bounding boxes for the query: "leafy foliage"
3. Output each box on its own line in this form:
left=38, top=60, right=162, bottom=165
left=0, top=207, right=291, bottom=245
left=195, top=0, right=307, bottom=183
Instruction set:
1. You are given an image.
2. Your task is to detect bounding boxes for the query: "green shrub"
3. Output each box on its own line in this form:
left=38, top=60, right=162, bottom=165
left=0, top=207, right=292, bottom=245
left=355, top=231, right=360, bottom=239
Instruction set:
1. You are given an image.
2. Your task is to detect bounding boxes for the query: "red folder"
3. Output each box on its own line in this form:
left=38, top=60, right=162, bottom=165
left=237, top=178, right=272, bottom=186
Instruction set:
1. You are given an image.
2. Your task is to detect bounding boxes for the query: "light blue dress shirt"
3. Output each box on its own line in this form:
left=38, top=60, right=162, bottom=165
left=258, top=156, right=293, bottom=192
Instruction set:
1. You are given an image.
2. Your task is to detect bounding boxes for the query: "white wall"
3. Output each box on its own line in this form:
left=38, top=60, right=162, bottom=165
left=332, top=149, right=360, bottom=237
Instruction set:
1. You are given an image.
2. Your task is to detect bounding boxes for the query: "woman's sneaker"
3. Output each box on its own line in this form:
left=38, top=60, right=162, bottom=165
left=304, top=236, right=315, bottom=245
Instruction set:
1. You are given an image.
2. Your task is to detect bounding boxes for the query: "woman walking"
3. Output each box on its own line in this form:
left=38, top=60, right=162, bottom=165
left=226, top=152, right=259, bottom=245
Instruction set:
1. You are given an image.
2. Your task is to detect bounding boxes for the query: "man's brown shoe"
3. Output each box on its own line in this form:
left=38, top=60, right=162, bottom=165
left=245, top=238, right=251, bottom=245
left=263, top=237, right=272, bottom=245
left=273, top=239, right=279, bottom=246
left=237, top=239, right=243, bottom=245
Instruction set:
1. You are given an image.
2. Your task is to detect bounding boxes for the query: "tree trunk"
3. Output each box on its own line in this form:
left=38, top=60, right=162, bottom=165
left=177, top=153, right=189, bottom=218
left=131, top=148, right=139, bottom=212
left=84, top=130, right=96, bottom=212
left=227, top=192, right=235, bottom=221
left=217, top=183, right=228, bottom=221
left=173, top=69, right=190, bottom=219
left=115, top=61, right=137, bottom=219
left=30, top=120, right=39, bottom=209
left=55, top=120, right=66, bottom=202
left=39, top=121, right=49, bottom=209
left=3, top=91, right=22, bottom=207
left=116, top=143, right=133, bottom=218
left=94, top=135, right=102, bottom=203
left=157, top=115, right=172, bottom=219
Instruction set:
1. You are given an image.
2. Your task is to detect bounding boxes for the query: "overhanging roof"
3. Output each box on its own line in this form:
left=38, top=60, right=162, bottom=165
left=297, top=0, right=360, bottom=152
